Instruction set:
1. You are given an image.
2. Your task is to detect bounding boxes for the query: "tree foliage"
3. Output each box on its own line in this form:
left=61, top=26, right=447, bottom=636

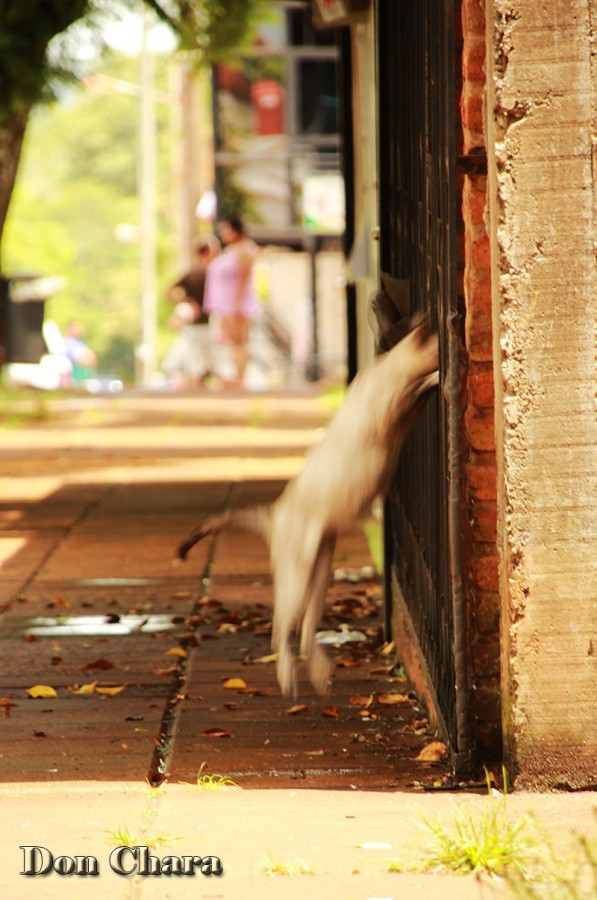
left=4, top=51, right=176, bottom=380
left=0, top=0, right=270, bottom=264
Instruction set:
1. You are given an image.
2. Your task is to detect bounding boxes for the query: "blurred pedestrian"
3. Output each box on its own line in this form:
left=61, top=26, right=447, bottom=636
left=63, top=321, right=98, bottom=382
left=162, top=236, right=220, bottom=388
left=203, top=215, right=260, bottom=388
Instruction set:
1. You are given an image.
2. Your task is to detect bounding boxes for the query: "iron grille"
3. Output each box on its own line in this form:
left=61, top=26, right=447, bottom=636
left=377, top=0, right=458, bottom=745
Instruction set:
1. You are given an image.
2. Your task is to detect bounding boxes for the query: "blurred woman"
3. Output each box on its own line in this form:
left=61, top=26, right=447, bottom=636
left=203, top=215, right=260, bottom=388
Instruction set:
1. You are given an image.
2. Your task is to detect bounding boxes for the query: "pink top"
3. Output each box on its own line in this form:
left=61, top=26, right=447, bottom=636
left=203, top=246, right=260, bottom=319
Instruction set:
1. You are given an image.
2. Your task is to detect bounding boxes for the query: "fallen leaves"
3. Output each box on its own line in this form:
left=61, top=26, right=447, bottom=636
left=222, top=677, right=247, bottom=690
left=286, top=704, right=309, bottom=716
left=350, top=694, right=374, bottom=707
left=165, top=647, right=187, bottom=658
left=248, top=652, right=278, bottom=665
left=154, top=665, right=178, bottom=677
left=202, top=727, right=233, bottom=739
left=51, top=595, right=72, bottom=611
left=68, top=681, right=97, bottom=695
left=376, top=692, right=411, bottom=706
left=221, top=677, right=263, bottom=695
left=26, top=682, right=126, bottom=699
left=82, top=658, right=115, bottom=671
left=336, top=658, right=360, bottom=668
left=96, top=684, right=126, bottom=696
left=413, top=741, right=447, bottom=763
left=0, top=696, right=17, bottom=717
left=26, top=685, right=57, bottom=699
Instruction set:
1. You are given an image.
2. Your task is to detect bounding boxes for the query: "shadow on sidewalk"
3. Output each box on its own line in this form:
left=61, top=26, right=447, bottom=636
left=1, top=475, right=450, bottom=791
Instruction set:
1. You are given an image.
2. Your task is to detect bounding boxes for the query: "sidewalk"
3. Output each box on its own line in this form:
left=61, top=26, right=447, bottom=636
left=1, top=389, right=596, bottom=898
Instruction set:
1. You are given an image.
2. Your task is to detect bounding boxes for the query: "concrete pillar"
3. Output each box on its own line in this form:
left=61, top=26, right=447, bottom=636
left=485, top=0, right=597, bottom=787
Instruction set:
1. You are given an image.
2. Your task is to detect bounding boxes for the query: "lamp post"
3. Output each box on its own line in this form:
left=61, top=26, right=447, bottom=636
left=137, top=9, right=158, bottom=386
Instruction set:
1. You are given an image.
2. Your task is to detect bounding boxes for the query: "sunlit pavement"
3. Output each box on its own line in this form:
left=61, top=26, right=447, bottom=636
left=1, top=389, right=595, bottom=898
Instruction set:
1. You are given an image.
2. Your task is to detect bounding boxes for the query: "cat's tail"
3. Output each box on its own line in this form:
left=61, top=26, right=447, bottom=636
left=175, top=504, right=272, bottom=562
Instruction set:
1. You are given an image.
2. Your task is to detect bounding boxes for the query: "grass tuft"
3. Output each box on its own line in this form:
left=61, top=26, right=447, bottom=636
left=418, top=802, right=543, bottom=880
left=259, top=853, right=314, bottom=877
left=106, top=826, right=175, bottom=850
left=182, top=762, right=241, bottom=791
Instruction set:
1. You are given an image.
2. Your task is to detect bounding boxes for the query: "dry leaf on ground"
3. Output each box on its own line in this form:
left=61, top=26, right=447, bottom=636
left=350, top=694, right=374, bottom=707
left=202, top=727, right=233, bottom=738
left=82, top=658, right=115, bottom=671
left=286, top=704, right=309, bottom=715
left=96, top=684, right=126, bottom=696
left=222, top=677, right=247, bottom=690
left=0, top=696, right=17, bottom=717
left=376, top=692, right=410, bottom=705
left=26, top=685, right=57, bottom=699
left=165, top=647, right=187, bottom=658
left=252, top=653, right=278, bottom=664
left=67, top=681, right=97, bottom=695
left=154, top=665, right=178, bottom=676
left=413, top=741, right=447, bottom=763
left=323, top=706, right=341, bottom=718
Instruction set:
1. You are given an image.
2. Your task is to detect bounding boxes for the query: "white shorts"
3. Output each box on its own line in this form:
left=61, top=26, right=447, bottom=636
left=162, top=324, right=212, bottom=379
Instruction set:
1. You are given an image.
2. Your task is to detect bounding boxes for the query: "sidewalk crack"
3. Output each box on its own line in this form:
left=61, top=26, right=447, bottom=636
left=146, top=484, right=236, bottom=786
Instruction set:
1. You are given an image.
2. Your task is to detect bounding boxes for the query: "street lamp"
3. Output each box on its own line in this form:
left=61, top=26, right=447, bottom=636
left=137, top=8, right=158, bottom=386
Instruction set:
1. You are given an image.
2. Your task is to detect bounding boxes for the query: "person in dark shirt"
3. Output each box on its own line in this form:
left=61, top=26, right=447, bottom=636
left=162, top=236, right=220, bottom=388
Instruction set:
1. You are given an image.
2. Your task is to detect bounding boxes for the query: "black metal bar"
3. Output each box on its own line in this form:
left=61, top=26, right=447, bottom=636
left=376, top=0, right=462, bottom=751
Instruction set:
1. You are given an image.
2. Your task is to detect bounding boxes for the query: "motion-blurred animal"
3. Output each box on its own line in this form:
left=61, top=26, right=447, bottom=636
left=177, top=318, right=439, bottom=696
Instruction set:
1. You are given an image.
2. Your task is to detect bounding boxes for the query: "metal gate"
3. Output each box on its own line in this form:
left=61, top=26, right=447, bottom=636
left=376, top=0, right=466, bottom=757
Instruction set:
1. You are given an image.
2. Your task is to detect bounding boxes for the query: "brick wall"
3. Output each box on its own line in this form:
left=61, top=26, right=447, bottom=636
left=458, top=0, right=502, bottom=759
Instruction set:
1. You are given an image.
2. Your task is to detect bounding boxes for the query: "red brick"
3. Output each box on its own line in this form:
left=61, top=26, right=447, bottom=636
left=471, top=632, right=500, bottom=677
left=464, top=274, right=492, bottom=313
left=467, top=464, right=498, bottom=501
left=470, top=369, right=495, bottom=407
left=463, top=175, right=488, bottom=226
left=472, top=590, right=500, bottom=633
left=467, top=413, right=496, bottom=451
left=465, top=309, right=494, bottom=361
left=471, top=232, right=491, bottom=270
left=462, top=0, right=486, bottom=36
left=461, top=91, right=484, bottom=134
left=470, top=554, right=500, bottom=593
left=462, top=39, right=487, bottom=82
left=471, top=500, right=498, bottom=543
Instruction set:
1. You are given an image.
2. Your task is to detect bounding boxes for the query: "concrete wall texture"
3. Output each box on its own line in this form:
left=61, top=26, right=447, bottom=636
left=484, top=0, right=597, bottom=787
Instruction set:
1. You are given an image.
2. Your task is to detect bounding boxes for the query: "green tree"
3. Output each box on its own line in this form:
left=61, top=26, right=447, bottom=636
left=3, top=51, right=175, bottom=380
left=0, top=0, right=269, bottom=268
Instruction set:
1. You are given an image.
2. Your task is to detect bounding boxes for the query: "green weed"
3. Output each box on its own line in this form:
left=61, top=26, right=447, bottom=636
left=106, top=826, right=175, bottom=850
left=317, top=383, right=346, bottom=413
left=362, top=519, right=383, bottom=574
left=417, top=802, right=544, bottom=880
left=259, top=853, right=313, bottom=876
left=183, top=762, right=240, bottom=791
